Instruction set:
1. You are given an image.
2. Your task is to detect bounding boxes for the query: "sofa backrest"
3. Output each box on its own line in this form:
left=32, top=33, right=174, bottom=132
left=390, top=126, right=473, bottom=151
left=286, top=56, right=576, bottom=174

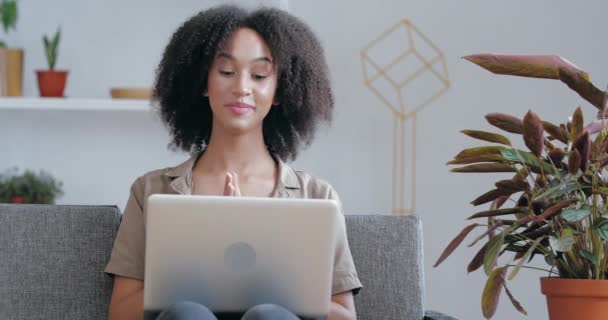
left=0, top=204, right=120, bottom=320
left=0, top=205, right=425, bottom=320
left=347, top=214, right=425, bottom=320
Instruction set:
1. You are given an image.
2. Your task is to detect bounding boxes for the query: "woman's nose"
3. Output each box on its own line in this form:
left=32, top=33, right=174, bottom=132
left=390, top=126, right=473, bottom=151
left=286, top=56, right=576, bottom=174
left=232, top=74, right=252, bottom=97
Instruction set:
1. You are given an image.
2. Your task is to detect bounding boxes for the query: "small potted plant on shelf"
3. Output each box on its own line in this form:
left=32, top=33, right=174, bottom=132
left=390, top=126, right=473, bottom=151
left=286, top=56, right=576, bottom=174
left=434, top=53, right=608, bottom=320
left=0, top=0, right=23, bottom=96
left=0, top=167, right=64, bottom=204
left=36, top=27, right=68, bottom=97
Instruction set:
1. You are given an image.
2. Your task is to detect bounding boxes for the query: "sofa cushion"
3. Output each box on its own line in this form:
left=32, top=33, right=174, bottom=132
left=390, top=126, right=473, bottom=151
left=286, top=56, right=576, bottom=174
left=0, top=204, right=120, bottom=320
left=346, top=214, right=425, bottom=320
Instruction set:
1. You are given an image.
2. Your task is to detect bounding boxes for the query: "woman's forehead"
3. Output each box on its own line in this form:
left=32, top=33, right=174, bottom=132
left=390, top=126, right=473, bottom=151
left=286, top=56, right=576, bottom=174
left=217, top=28, right=274, bottom=64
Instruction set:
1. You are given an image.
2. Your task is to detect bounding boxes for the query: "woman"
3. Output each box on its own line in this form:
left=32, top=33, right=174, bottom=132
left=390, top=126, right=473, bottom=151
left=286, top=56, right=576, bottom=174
left=105, top=5, right=362, bottom=320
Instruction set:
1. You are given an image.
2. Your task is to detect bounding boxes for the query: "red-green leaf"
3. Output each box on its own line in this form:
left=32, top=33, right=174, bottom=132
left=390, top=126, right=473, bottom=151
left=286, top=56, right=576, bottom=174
left=536, top=199, right=578, bottom=221
left=543, top=121, right=568, bottom=144
left=451, top=163, right=517, bottom=173
left=485, top=113, right=524, bottom=134
left=500, top=148, right=558, bottom=175
left=455, top=146, right=507, bottom=160
left=471, top=189, right=515, bottom=206
left=468, top=243, right=487, bottom=273
left=461, top=130, right=512, bottom=146
left=434, top=223, right=480, bottom=267
left=570, top=107, right=584, bottom=143
left=523, top=111, right=545, bottom=157
left=467, top=207, right=530, bottom=220
left=481, top=266, right=507, bottom=319
left=447, top=154, right=505, bottom=165
left=573, top=130, right=590, bottom=172
left=484, top=235, right=505, bottom=275
left=508, top=236, right=546, bottom=280
left=568, top=149, right=581, bottom=175
left=503, top=280, right=528, bottom=316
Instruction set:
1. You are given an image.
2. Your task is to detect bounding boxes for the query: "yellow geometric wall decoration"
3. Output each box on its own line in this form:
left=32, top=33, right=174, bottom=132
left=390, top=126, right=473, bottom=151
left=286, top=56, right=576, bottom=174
left=361, top=19, right=450, bottom=215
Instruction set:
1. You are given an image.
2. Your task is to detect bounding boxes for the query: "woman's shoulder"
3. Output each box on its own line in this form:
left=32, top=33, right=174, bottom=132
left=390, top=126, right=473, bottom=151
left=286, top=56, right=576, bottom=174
left=281, top=162, right=339, bottom=200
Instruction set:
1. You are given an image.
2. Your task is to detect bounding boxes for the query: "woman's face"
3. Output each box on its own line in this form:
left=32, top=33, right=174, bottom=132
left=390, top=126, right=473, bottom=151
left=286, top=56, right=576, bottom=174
left=206, top=27, right=278, bottom=135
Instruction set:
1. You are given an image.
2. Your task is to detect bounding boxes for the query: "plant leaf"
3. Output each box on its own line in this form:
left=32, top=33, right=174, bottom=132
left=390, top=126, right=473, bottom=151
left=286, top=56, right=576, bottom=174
left=495, top=179, right=529, bottom=192
left=468, top=222, right=505, bottom=248
left=532, top=176, right=584, bottom=201
left=508, top=236, right=546, bottom=280
left=594, top=218, right=608, bottom=241
left=549, top=228, right=575, bottom=252
left=570, top=107, right=584, bottom=143
left=503, top=280, right=528, bottom=316
left=573, top=130, right=591, bottom=172
left=468, top=243, right=487, bottom=273
left=543, top=121, right=568, bottom=144
left=451, top=163, right=517, bottom=173
left=561, top=206, right=591, bottom=222
left=468, top=207, right=530, bottom=220
left=523, top=110, right=545, bottom=157
left=461, top=130, right=512, bottom=146
left=485, top=113, right=524, bottom=134
left=447, top=154, right=505, bottom=165
left=481, top=266, right=507, bottom=319
left=455, top=146, right=507, bottom=160
left=580, top=249, right=598, bottom=265
left=568, top=149, right=582, bottom=175
left=471, top=188, right=515, bottom=206
left=464, top=53, right=606, bottom=110
left=536, top=199, right=578, bottom=221
left=433, top=223, right=480, bottom=267
left=500, top=148, right=557, bottom=175
left=484, top=235, right=505, bottom=275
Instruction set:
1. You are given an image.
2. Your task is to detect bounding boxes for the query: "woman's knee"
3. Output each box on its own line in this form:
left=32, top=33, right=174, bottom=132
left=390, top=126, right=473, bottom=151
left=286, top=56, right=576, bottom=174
left=156, top=301, right=216, bottom=320
left=241, top=304, right=299, bottom=320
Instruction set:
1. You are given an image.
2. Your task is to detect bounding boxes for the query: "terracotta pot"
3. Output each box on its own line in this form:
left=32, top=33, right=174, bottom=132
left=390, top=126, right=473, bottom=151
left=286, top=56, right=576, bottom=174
left=0, top=48, right=24, bottom=96
left=9, top=195, right=25, bottom=204
left=541, top=277, right=608, bottom=320
left=36, top=70, right=68, bottom=97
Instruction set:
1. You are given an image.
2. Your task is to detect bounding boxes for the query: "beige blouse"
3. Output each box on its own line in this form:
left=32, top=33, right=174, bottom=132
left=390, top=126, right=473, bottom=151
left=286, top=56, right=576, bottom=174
left=104, top=153, right=362, bottom=295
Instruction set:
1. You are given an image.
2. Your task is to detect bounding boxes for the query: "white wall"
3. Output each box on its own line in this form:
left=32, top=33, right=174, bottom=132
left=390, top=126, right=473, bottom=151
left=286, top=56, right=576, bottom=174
left=2, top=0, right=607, bottom=319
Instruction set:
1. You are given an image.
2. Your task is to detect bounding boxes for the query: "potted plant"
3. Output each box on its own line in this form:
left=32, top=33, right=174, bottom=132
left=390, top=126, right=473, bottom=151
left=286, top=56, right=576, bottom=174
left=0, top=0, right=23, bottom=96
left=0, top=167, right=64, bottom=204
left=434, top=53, right=608, bottom=320
left=36, top=27, right=68, bottom=97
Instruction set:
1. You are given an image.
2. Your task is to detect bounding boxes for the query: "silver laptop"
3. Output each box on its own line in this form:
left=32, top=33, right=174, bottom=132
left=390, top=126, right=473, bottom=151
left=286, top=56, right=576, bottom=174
left=143, top=194, right=340, bottom=319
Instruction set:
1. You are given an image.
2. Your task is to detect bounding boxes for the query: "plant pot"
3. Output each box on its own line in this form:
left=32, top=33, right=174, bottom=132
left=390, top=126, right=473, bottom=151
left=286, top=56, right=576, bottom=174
left=9, top=195, right=25, bottom=204
left=0, top=48, right=24, bottom=96
left=36, top=70, right=68, bottom=97
left=541, top=277, right=608, bottom=320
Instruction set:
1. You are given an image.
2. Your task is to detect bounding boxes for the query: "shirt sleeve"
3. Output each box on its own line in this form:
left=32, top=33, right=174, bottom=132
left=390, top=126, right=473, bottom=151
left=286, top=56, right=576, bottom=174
left=327, top=186, right=363, bottom=296
left=104, top=177, right=146, bottom=280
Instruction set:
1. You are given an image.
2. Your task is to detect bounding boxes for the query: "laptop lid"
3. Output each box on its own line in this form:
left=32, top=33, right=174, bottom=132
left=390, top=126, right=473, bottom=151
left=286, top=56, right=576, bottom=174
left=143, top=194, right=340, bottom=318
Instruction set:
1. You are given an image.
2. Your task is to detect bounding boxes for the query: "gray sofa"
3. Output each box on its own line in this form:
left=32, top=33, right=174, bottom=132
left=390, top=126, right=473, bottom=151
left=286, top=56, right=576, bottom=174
left=0, top=204, right=456, bottom=320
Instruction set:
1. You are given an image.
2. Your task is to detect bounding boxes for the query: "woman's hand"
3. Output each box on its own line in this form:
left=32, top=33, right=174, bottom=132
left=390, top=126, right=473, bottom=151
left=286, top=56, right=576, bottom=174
left=223, top=172, right=241, bottom=196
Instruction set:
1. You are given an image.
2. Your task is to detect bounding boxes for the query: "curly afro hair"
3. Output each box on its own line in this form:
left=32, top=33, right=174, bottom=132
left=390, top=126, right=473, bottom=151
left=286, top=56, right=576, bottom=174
left=153, top=5, right=334, bottom=161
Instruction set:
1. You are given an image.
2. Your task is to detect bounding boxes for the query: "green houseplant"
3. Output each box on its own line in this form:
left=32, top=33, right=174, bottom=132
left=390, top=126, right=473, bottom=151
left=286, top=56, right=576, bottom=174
left=0, top=168, right=64, bottom=204
left=36, top=27, right=68, bottom=97
left=0, top=0, right=22, bottom=96
left=434, top=53, right=608, bottom=320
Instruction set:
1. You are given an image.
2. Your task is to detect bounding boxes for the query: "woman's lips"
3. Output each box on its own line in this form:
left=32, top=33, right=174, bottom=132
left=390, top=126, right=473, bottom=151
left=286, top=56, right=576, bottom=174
left=226, top=102, right=254, bottom=116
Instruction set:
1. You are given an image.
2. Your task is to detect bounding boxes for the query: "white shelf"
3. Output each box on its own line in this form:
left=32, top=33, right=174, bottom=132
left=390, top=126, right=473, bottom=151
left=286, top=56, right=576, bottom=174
left=0, top=97, right=152, bottom=112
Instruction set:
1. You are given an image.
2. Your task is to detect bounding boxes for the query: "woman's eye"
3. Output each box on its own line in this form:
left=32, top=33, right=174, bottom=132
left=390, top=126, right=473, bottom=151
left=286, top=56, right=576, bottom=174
left=253, top=74, right=268, bottom=80
left=219, top=70, right=234, bottom=76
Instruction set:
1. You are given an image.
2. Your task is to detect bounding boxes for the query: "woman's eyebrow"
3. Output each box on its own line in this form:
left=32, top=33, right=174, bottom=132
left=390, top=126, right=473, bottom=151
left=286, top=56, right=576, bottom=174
left=217, top=52, right=273, bottom=64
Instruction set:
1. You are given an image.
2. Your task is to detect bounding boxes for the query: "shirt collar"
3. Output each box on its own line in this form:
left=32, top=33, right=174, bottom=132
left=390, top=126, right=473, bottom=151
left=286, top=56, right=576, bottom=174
left=163, top=152, right=300, bottom=195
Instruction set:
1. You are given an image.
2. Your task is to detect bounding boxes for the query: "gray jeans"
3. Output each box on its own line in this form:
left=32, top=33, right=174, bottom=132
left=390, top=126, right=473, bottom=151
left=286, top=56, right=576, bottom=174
left=156, top=301, right=301, bottom=320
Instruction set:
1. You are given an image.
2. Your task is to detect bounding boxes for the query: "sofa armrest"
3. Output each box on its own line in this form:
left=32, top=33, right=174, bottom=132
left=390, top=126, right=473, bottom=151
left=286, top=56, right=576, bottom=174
left=424, top=310, right=459, bottom=320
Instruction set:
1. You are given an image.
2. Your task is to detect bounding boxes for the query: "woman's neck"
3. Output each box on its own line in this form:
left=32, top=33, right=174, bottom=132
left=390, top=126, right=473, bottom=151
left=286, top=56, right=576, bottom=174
left=194, top=127, right=275, bottom=177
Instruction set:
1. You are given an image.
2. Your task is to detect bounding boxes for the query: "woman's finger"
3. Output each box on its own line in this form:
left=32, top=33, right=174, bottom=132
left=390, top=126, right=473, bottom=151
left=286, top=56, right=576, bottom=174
left=232, top=172, right=241, bottom=196
left=223, top=172, right=232, bottom=196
